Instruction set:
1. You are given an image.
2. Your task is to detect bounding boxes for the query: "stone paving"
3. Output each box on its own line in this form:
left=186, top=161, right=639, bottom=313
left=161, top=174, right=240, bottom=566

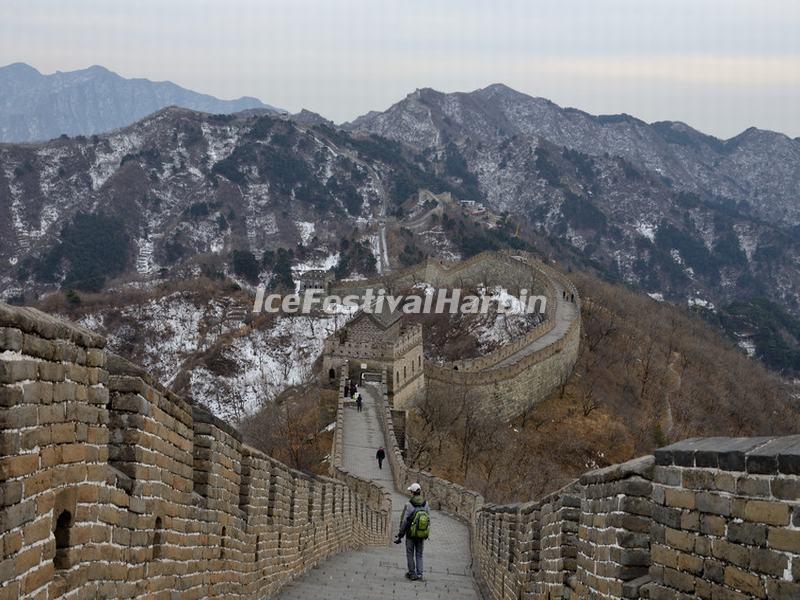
left=274, top=385, right=480, bottom=599
left=491, top=263, right=579, bottom=369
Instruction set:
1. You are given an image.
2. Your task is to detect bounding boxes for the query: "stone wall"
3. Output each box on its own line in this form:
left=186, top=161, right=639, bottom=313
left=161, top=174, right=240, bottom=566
left=328, top=251, right=547, bottom=298
left=471, top=438, right=800, bottom=600
left=648, top=438, right=800, bottom=600
left=424, top=315, right=581, bottom=420
left=367, top=373, right=799, bottom=599
left=0, top=303, right=389, bottom=600
left=422, top=250, right=581, bottom=421
left=329, top=251, right=581, bottom=421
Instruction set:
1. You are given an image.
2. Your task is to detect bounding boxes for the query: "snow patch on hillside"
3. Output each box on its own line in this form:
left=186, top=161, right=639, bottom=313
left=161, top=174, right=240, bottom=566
left=737, top=338, right=756, bottom=357
left=190, top=313, right=341, bottom=421
left=635, top=221, right=656, bottom=242
left=293, top=251, right=339, bottom=274
left=90, top=132, right=142, bottom=189
left=297, top=221, right=315, bottom=244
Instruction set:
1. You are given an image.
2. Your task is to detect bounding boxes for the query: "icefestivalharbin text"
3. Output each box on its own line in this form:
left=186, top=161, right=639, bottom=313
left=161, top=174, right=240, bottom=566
left=252, top=287, right=547, bottom=315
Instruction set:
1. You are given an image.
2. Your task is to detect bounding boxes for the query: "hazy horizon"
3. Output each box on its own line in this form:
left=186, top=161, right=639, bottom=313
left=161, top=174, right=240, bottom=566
left=2, top=0, right=799, bottom=138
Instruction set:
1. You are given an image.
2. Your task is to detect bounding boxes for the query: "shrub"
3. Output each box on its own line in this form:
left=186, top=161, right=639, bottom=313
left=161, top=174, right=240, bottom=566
left=36, top=212, right=130, bottom=292
left=232, top=250, right=260, bottom=283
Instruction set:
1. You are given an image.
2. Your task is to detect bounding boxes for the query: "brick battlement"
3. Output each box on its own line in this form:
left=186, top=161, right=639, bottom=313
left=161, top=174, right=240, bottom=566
left=0, top=302, right=389, bottom=599
left=364, top=371, right=800, bottom=600
left=326, top=250, right=581, bottom=420
left=473, top=440, right=800, bottom=599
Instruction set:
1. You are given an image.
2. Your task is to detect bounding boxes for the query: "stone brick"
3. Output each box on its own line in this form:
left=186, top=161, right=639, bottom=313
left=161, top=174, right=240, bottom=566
left=0, top=360, right=37, bottom=384
left=680, top=510, right=699, bottom=531
left=0, top=431, right=20, bottom=455
left=744, top=500, right=790, bottom=526
left=749, top=547, right=788, bottom=578
left=723, top=566, right=765, bottom=598
left=683, top=469, right=716, bottom=490
left=52, top=381, right=77, bottom=402
left=0, top=386, right=23, bottom=408
left=768, top=527, right=800, bottom=552
left=0, top=327, right=23, bottom=351
left=21, top=381, right=53, bottom=404
left=0, top=499, right=35, bottom=532
left=694, top=536, right=712, bottom=557
left=711, top=539, right=750, bottom=568
left=0, top=454, right=39, bottom=479
left=702, top=559, right=724, bottom=584
left=651, top=505, right=682, bottom=529
left=665, top=488, right=695, bottom=509
left=665, top=528, right=695, bottom=552
left=726, top=521, right=767, bottom=546
left=766, top=581, right=800, bottom=600
left=663, top=567, right=694, bottom=593
left=713, top=472, right=736, bottom=494
left=736, top=475, right=770, bottom=498
left=652, top=467, right=681, bottom=487
left=651, top=543, right=678, bottom=569
left=696, top=492, right=731, bottom=516
left=37, top=362, right=65, bottom=382
left=0, top=481, right=23, bottom=508
left=86, top=348, right=106, bottom=368
left=676, top=551, right=703, bottom=574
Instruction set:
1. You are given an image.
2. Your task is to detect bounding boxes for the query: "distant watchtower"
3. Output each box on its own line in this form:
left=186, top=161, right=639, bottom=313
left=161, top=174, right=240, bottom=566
left=322, top=304, right=424, bottom=409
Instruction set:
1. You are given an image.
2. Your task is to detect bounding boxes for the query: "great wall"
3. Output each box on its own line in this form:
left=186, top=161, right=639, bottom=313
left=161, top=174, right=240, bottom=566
left=2, top=254, right=799, bottom=598
left=324, top=250, right=582, bottom=418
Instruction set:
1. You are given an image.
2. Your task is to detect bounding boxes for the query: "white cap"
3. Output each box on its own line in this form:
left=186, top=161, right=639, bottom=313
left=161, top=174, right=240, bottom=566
left=407, top=483, right=421, bottom=493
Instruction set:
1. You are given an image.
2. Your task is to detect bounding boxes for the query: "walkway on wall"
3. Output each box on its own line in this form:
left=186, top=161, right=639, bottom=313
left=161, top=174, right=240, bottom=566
left=489, top=258, right=579, bottom=369
left=274, top=385, right=479, bottom=600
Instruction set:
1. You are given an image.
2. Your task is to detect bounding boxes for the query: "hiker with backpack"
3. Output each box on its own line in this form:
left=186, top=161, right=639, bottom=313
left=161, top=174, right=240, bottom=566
left=376, top=447, right=385, bottom=469
left=394, top=482, right=430, bottom=581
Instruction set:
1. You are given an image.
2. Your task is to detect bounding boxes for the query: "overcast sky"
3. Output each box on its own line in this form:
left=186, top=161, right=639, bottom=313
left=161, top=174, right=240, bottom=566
left=2, top=0, right=799, bottom=138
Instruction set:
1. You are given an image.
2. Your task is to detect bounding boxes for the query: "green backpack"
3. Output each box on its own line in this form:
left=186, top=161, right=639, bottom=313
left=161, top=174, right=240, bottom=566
left=409, top=507, right=430, bottom=540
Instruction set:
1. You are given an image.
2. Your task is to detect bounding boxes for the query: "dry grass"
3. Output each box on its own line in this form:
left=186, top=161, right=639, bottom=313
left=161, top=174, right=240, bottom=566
left=407, top=270, right=799, bottom=504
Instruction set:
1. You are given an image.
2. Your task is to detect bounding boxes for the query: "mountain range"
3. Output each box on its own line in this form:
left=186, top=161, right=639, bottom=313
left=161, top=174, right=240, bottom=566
left=0, top=62, right=281, bottom=143
left=0, top=71, right=798, bottom=374
left=346, top=84, right=800, bottom=227
left=345, top=85, right=800, bottom=374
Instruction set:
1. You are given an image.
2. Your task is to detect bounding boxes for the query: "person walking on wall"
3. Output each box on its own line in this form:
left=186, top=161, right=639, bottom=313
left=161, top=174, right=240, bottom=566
left=354, top=391, right=362, bottom=412
left=394, top=483, right=430, bottom=581
left=376, top=447, right=385, bottom=469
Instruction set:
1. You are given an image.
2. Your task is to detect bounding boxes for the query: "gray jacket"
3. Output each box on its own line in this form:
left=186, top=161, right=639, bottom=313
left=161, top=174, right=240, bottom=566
left=398, top=496, right=429, bottom=538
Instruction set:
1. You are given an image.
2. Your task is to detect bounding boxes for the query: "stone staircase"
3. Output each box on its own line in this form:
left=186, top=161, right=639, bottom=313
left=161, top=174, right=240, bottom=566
left=275, top=384, right=480, bottom=599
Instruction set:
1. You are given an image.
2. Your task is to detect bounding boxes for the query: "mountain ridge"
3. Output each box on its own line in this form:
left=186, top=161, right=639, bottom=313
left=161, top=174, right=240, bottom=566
left=0, top=62, right=282, bottom=143
left=0, top=85, right=798, bottom=375
left=345, top=82, right=796, bottom=142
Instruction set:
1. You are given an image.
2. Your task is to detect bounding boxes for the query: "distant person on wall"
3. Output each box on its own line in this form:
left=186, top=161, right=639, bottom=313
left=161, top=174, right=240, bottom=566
left=394, top=483, right=430, bottom=581
left=354, top=391, right=362, bottom=412
left=376, top=447, right=385, bottom=469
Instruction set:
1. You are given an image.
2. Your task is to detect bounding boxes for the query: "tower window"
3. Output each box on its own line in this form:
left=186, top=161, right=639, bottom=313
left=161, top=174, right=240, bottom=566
left=54, top=510, right=73, bottom=569
left=153, top=516, right=164, bottom=559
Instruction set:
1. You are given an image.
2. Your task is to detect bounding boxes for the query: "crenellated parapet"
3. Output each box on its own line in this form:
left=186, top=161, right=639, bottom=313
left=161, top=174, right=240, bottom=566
left=366, top=372, right=800, bottom=599
left=0, top=302, right=389, bottom=600
left=472, top=439, right=800, bottom=600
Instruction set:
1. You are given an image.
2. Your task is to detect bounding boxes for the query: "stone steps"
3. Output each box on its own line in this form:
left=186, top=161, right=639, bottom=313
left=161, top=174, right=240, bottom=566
left=274, top=386, right=480, bottom=599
